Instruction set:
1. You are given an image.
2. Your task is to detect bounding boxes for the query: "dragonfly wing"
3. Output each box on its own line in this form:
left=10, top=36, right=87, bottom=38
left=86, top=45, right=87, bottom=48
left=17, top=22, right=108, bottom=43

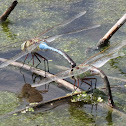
left=32, top=40, right=126, bottom=87
left=58, top=11, right=86, bottom=27
left=39, top=11, right=86, bottom=37
left=85, top=40, right=126, bottom=66
left=0, top=42, right=40, bottom=69
left=32, top=65, right=90, bottom=87
left=45, top=24, right=101, bottom=43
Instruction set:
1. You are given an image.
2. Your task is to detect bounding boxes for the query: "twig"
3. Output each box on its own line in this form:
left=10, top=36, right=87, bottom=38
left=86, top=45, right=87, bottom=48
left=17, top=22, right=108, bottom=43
left=97, top=13, right=126, bottom=49
left=0, top=1, right=18, bottom=23
left=0, top=57, right=81, bottom=92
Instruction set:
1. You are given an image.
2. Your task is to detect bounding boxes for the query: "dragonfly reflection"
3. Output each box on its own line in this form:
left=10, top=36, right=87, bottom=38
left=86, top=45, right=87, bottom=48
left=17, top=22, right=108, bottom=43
left=19, top=83, right=48, bottom=103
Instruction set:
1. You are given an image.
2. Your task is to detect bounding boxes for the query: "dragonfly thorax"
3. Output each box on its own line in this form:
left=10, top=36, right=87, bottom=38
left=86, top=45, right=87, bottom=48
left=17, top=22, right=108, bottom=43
left=21, top=38, right=42, bottom=51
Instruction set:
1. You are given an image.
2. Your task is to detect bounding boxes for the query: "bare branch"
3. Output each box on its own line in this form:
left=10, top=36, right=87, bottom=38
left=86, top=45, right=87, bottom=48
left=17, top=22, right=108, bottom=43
left=97, top=13, right=126, bottom=49
left=0, top=57, right=81, bottom=92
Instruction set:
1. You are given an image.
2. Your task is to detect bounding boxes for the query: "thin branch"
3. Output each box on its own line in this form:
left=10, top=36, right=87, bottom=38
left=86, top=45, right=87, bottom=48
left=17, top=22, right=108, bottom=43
left=0, top=1, right=18, bottom=23
left=0, top=57, right=81, bottom=92
left=97, top=13, right=126, bottom=49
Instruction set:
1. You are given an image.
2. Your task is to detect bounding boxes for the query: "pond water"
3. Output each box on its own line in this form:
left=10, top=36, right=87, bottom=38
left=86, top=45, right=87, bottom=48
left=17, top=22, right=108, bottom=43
left=0, top=0, right=126, bottom=126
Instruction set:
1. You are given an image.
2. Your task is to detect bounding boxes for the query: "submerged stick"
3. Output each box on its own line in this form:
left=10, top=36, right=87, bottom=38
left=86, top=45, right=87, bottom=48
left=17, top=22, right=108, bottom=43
left=0, top=1, right=18, bottom=23
left=1, top=89, right=126, bottom=119
left=97, top=13, right=126, bottom=49
left=0, top=57, right=81, bottom=92
left=2, top=91, right=83, bottom=117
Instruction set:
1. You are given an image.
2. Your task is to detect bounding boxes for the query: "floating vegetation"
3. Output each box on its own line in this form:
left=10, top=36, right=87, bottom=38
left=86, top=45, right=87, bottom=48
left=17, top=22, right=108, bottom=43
left=71, top=89, right=107, bottom=104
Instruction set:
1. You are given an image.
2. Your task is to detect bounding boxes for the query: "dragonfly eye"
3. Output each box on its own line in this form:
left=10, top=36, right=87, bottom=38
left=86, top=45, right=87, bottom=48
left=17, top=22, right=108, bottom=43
left=21, top=42, right=25, bottom=50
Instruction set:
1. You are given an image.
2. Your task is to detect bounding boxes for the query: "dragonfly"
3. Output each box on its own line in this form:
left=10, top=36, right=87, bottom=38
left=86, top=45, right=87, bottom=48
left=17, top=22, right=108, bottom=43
left=0, top=11, right=100, bottom=71
left=32, top=40, right=126, bottom=88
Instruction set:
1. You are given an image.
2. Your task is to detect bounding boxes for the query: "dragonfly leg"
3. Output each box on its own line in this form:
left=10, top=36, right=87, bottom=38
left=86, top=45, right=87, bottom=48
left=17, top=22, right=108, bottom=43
left=34, top=52, right=49, bottom=77
left=32, top=53, right=47, bottom=77
left=72, top=76, right=78, bottom=90
left=31, top=53, right=35, bottom=66
left=20, top=53, right=29, bottom=73
left=32, top=73, right=42, bottom=83
left=80, top=77, right=97, bottom=90
left=33, top=53, right=41, bottom=68
left=20, top=54, right=30, bottom=83
left=45, top=83, right=50, bottom=91
left=72, top=76, right=83, bottom=90
left=34, top=52, right=49, bottom=71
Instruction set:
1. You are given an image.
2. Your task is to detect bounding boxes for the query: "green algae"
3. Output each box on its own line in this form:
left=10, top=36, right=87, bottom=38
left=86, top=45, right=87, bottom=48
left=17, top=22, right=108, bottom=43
left=0, top=91, right=19, bottom=115
left=71, top=89, right=106, bottom=104
left=0, top=104, right=95, bottom=126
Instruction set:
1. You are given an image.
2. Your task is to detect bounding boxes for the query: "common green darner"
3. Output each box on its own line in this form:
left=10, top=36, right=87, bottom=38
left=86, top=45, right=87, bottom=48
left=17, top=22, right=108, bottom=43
left=32, top=40, right=126, bottom=87
left=0, top=11, right=100, bottom=70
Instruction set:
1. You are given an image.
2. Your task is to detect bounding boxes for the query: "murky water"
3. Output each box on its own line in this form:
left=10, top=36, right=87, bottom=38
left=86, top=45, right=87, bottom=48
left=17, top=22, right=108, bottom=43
left=0, top=0, right=126, bottom=125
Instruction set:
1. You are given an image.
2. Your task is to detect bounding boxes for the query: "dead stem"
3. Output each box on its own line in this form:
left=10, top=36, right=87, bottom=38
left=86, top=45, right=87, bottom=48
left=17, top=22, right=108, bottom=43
left=0, top=1, right=18, bottom=22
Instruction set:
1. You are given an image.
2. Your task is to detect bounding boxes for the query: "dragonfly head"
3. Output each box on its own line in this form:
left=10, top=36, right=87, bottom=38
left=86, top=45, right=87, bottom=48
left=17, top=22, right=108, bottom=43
left=21, top=40, right=33, bottom=51
left=21, top=42, right=25, bottom=50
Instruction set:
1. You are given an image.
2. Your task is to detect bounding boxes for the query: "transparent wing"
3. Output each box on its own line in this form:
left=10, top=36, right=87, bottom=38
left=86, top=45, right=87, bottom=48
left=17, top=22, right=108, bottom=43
left=0, top=25, right=101, bottom=68
left=0, top=11, right=87, bottom=51
left=32, top=40, right=126, bottom=87
left=32, top=65, right=91, bottom=87
left=0, top=42, right=40, bottom=69
left=84, top=40, right=126, bottom=66
left=38, top=11, right=87, bottom=37
left=45, top=24, right=101, bottom=42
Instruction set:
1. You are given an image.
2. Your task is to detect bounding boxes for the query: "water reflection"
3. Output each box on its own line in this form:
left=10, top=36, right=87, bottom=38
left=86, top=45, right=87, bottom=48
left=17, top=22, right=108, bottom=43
left=1, top=21, right=16, bottom=40
left=19, top=83, right=43, bottom=103
left=19, top=73, right=48, bottom=103
left=68, top=102, right=95, bottom=124
left=106, top=110, right=113, bottom=125
left=68, top=102, right=114, bottom=125
left=109, top=58, right=126, bottom=76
